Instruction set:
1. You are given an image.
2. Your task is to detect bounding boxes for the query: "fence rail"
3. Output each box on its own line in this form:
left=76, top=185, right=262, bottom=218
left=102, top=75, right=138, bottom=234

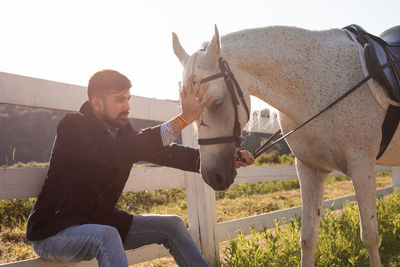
left=0, top=72, right=399, bottom=267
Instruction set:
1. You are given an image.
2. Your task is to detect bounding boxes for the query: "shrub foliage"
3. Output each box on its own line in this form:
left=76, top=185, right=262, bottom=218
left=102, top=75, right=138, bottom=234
left=223, top=189, right=400, bottom=267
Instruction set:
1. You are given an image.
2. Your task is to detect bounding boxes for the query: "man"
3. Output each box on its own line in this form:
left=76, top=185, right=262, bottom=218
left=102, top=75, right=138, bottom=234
left=26, top=69, right=254, bottom=267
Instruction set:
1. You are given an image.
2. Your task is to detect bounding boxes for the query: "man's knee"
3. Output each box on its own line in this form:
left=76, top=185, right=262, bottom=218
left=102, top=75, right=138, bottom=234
left=163, top=215, right=187, bottom=233
left=93, top=225, right=121, bottom=243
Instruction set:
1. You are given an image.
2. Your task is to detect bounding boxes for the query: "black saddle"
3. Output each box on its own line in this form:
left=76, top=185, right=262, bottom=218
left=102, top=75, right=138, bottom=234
left=381, top=25, right=400, bottom=46
left=345, top=24, right=400, bottom=101
left=344, top=24, right=400, bottom=159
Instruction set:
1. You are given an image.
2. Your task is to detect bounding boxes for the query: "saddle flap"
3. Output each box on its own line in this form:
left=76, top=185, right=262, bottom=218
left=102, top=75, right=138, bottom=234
left=345, top=24, right=400, bottom=103
left=344, top=24, right=400, bottom=159
left=364, top=36, right=400, bottom=101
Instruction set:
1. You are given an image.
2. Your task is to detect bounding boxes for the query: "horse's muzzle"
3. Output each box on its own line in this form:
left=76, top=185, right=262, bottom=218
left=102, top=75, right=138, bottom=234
left=201, top=166, right=237, bottom=191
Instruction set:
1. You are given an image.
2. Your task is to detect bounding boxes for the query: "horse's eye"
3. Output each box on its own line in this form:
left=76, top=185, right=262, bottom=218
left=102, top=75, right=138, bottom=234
left=211, top=99, right=224, bottom=110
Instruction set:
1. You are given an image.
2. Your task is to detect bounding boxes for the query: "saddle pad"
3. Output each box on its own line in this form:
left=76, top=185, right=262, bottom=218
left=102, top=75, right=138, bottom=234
left=345, top=29, right=400, bottom=110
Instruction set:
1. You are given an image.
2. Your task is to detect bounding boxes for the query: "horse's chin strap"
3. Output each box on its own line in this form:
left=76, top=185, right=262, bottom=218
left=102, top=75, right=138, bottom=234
left=197, top=57, right=250, bottom=152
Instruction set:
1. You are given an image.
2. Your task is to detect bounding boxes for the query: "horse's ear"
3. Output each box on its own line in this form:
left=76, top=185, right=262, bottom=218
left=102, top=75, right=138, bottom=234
left=204, top=25, right=220, bottom=64
left=172, top=32, right=189, bottom=65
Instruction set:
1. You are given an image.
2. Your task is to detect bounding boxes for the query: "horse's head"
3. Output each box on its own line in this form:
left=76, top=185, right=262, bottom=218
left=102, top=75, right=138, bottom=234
left=172, top=26, right=250, bottom=191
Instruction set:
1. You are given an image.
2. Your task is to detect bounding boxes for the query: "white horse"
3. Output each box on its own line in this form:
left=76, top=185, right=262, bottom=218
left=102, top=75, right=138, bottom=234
left=172, top=25, right=400, bottom=267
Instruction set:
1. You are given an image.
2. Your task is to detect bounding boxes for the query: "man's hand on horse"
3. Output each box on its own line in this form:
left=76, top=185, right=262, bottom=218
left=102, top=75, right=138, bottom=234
left=180, top=75, right=212, bottom=123
left=235, top=150, right=255, bottom=168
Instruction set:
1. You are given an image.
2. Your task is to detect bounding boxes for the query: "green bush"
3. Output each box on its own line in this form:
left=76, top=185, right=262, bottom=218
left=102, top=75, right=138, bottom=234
left=0, top=199, right=34, bottom=229
left=224, top=217, right=301, bottom=267
left=223, top=189, right=400, bottom=267
left=254, top=151, right=295, bottom=166
left=216, top=180, right=299, bottom=200
left=0, top=161, right=49, bottom=168
left=117, top=189, right=187, bottom=214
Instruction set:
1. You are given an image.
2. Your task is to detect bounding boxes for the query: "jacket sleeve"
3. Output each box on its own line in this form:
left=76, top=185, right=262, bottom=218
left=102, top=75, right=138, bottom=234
left=146, top=144, right=200, bottom=173
left=54, top=114, right=165, bottom=166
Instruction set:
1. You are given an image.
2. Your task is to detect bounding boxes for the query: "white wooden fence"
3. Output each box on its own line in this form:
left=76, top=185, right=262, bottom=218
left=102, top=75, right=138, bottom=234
left=0, top=71, right=399, bottom=267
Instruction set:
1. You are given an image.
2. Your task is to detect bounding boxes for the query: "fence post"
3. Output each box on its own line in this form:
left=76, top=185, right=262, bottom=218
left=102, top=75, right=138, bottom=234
left=392, top=166, right=400, bottom=188
left=181, top=126, right=219, bottom=267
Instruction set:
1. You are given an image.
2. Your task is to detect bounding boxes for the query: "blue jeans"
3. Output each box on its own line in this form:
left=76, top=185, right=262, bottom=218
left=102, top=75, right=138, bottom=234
left=31, top=214, right=209, bottom=267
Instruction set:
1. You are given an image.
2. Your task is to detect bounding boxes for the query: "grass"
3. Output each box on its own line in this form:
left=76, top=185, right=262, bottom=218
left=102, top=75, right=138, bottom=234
left=223, top=188, right=400, bottom=266
left=0, top=171, right=393, bottom=266
left=0, top=161, right=49, bottom=168
left=0, top=227, right=36, bottom=263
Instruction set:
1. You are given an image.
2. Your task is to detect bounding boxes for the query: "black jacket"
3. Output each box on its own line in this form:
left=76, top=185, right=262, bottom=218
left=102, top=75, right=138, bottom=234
left=26, top=101, right=200, bottom=242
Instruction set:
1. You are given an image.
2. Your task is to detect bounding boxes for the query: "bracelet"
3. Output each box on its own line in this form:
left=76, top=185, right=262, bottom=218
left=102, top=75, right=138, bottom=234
left=176, top=115, right=188, bottom=128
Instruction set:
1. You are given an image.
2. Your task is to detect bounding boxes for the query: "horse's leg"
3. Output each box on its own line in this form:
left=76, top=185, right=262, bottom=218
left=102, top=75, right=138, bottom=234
left=296, top=158, right=329, bottom=267
left=348, top=159, right=382, bottom=267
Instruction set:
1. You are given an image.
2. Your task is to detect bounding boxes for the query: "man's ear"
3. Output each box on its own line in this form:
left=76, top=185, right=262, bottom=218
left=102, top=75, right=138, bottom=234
left=90, top=96, right=103, bottom=113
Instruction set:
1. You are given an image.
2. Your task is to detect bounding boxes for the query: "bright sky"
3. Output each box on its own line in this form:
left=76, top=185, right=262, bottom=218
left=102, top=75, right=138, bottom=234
left=0, top=0, right=399, bottom=111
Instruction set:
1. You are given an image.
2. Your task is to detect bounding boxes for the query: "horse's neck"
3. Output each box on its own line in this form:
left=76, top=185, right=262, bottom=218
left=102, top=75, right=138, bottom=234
left=220, top=26, right=356, bottom=121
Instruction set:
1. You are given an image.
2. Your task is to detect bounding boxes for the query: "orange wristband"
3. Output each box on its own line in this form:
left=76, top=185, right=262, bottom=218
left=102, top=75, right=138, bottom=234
left=176, top=115, right=188, bottom=127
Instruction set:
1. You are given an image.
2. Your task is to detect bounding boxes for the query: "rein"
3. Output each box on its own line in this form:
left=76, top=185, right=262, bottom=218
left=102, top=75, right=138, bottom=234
left=195, top=56, right=400, bottom=161
left=253, top=57, right=400, bottom=159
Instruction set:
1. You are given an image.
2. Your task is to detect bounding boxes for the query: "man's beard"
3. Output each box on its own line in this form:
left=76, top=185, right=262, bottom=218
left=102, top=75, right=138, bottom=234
left=101, top=111, right=129, bottom=128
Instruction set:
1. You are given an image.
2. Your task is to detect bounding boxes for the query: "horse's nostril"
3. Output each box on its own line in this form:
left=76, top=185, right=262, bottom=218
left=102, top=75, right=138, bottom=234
left=213, top=172, right=233, bottom=191
left=201, top=166, right=235, bottom=191
left=214, top=172, right=224, bottom=185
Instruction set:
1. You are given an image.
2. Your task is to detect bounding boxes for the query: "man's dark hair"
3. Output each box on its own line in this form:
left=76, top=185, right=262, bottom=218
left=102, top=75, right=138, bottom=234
left=88, top=69, right=132, bottom=100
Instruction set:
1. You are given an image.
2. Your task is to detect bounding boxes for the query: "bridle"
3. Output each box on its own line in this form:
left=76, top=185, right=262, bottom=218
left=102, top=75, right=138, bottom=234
left=194, top=55, right=400, bottom=161
left=196, top=57, right=250, bottom=161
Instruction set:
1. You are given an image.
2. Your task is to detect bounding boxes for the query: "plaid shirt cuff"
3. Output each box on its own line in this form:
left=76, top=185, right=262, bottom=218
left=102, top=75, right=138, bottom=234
left=160, top=121, right=177, bottom=146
